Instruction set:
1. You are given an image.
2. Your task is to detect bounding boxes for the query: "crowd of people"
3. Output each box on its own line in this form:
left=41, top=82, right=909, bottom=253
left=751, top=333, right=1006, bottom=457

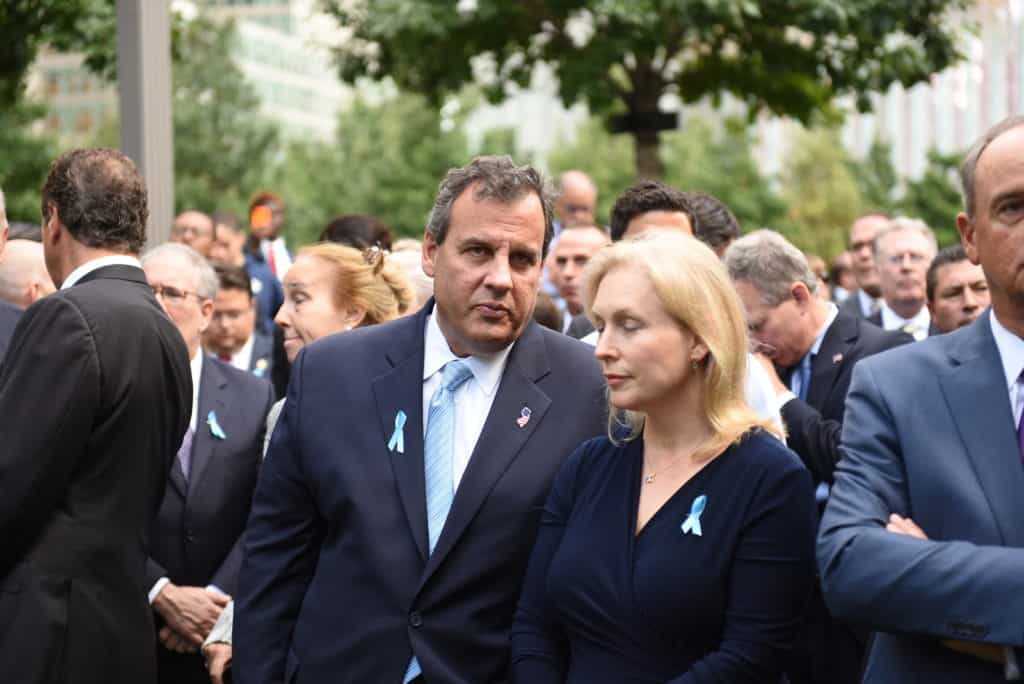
left=0, top=113, right=1019, bottom=684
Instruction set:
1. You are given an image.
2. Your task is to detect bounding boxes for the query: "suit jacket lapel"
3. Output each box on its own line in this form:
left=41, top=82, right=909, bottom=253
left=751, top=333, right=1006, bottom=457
left=168, top=446, right=187, bottom=498
left=188, top=358, right=226, bottom=498
left=372, top=310, right=430, bottom=561
left=419, top=322, right=553, bottom=586
left=939, top=313, right=1024, bottom=546
left=807, top=314, right=853, bottom=408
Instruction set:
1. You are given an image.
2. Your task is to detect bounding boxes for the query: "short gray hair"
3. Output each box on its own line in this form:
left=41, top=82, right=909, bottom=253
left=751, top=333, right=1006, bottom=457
left=723, top=229, right=818, bottom=306
left=141, top=242, right=218, bottom=300
left=960, top=115, right=1024, bottom=218
left=426, top=156, right=556, bottom=256
left=872, top=217, right=937, bottom=260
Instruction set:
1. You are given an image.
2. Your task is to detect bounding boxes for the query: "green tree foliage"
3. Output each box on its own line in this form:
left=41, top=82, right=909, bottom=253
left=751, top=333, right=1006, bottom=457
left=270, top=92, right=470, bottom=244
left=0, top=101, right=59, bottom=224
left=900, top=149, right=963, bottom=246
left=779, top=126, right=863, bottom=257
left=662, top=116, right=788, bottom=232
left=848, top=138, right=900, bottom=213
left=322, top=0, right=968, bottom=178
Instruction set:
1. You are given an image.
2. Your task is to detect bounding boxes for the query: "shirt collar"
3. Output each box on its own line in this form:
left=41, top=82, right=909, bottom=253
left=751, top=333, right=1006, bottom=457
left=990, top=311, right=1024, bottom=392
left=857, top=289, right=877, bottom=317
left=880, top=300, right=930, bottom=331
left=234, top=333, right=255, bottom=366
left=423, top=311, right=513, bottom=397
left=189, top=349, right=204, bottom=433
left=809, top=303, right=839, bottom=358
left=61, top=255, right=142, bottom=290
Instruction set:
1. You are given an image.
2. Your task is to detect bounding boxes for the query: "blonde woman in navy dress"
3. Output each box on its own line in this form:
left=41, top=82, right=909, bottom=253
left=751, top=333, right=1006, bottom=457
left=512, top=231, right=816, bottom=683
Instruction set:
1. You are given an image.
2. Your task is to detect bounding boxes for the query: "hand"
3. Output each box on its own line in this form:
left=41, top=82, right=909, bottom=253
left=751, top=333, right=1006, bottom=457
left=159, top=625, right=198, bottom=654
left=753, top=352, right=788, bottom=395
left=886, top=513, right=928, bottom=540
left=204, top=642, right=233, bottom=684
left=941, top=638, right=1006, bottom=665
left=153, top=583, right=231, bottom=646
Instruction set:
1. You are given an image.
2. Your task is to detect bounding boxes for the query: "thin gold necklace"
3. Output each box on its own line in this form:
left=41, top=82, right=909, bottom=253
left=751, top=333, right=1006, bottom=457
left=643, top=447, right=699, bottom=485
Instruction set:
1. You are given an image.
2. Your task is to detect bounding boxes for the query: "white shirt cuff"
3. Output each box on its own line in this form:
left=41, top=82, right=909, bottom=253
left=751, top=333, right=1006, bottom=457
left=775, top=391, right=797, bottom=413
left=1006, top=646, right=1021, bottom=680
left=205, top=584, right=227, bottom=597
left=149, top=577, right=170, bottom=605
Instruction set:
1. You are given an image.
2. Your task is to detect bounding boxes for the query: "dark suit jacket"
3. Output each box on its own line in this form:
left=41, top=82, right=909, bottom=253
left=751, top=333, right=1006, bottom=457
left=780, top=312, right=911, bottom=486
left=566, top=312, right=595, bottom=339
left=249, top=330, right=274, bottom=380
left=0, top=264, right=191, bottom=684
left=819, top=312, right=1024, bottom=682
left=838, top=290, right=869, bottom=319
left=235, top=301, right=607, bottom=684
left=0, top=299, right=22, bottom=362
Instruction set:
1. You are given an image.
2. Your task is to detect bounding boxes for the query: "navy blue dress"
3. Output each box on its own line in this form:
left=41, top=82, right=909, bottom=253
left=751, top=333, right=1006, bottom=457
left=511, top=430, right=816, bottom=683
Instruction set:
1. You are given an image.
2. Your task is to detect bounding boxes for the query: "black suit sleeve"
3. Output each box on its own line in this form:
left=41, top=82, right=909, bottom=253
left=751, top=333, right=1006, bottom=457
left=0, top=297, right=100, bottom=573
left=210, top=379, right=275, bottom=596
left=780, top=398, right=842, bottom=484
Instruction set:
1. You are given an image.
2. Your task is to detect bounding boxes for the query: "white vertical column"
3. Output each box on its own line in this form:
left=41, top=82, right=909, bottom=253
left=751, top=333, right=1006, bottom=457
left=116, top=0, right=174, bottom=246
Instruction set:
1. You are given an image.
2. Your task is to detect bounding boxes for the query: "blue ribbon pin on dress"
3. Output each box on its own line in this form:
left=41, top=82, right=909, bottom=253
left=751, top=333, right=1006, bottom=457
left=388, top=410, right=406, bottom=453
left=207, top=410, right=227, bottom=440
left=681, top=494, right=707, bottom=536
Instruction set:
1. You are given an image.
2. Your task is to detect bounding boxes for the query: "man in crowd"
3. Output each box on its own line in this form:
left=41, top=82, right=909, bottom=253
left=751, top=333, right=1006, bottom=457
left=819, top=115, right=1024, bottom=682
left=171, top=209, right=217, bottom=258
left=246, top=191, right=292, bottom=280
left=927, top=243, right=990, bottom=334
left=547, top=224, right=609, bottom=336
left=0, top=237, right=56, bottom=309
left=839, top=214, right=888, bottom=319
left=210, top=210, right=282, bottom=337
left=142, top=243, right=273, bottom=684
left=234, top=156, right=606, bottom=683
left=554, top=170, right=597, bottom=231
left=830, top=252, right=856, bottom=304
left=0, top=189, right=22, bottom=359
left=724, top=229, right=909, bottom=684
left=0, top=148, right=192, bottom=681
left=867, top=217, right=939, bottom=339
left=687, top=190, right=741, bottom=257
left=204, top=264, right=274, bottom=380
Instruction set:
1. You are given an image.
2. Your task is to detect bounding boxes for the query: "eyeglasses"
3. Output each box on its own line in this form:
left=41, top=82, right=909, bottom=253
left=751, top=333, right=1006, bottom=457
left=151, top=284, right=203, bottom=304
left=883, top=252, right=929, bottom=267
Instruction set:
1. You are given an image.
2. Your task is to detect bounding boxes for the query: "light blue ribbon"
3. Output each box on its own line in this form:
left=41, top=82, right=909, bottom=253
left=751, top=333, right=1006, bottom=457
left=207, top=410, right=227, bottom=440
left=388, top=410, right=406, bottom=453
left=681, top=494, right=707, bottom=536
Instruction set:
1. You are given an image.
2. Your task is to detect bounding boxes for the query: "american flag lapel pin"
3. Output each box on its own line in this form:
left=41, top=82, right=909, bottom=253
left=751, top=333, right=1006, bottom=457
left=516, top=406, right=532, bottom=428
left=832, top=353, right=843, bottom=364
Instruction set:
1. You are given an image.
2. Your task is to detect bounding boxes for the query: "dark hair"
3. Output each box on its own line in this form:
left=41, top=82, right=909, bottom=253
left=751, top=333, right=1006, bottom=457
left=926, top=243, right=969, bottom=302
left=320, top=214, right=394, bottom=251
left=427, top=156, right=556, bottom=257
left=531, top=291, right=563, bottom=332
left=7, top=222, right=41, bottom=242
left=215, top=263, right=253, bottom=299
left=211, top=210, right=241, bottom=236
left=41, top=148, right=148, bottom=253
left=249, top=190, right=284, bottom=212
left=609, top=180, right=698, bottom=242
left=960, top=115, right=1024, bottom=218
left=685, top=191, right=740, bottom=251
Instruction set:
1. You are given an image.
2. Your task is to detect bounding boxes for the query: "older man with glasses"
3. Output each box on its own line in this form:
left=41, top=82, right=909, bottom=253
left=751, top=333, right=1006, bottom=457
left=866, top=218, right=939, bottom=340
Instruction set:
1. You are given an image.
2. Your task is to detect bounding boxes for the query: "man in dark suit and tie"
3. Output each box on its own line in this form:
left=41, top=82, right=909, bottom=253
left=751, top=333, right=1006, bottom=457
left=838, top=214, right=888, bottom=320
left=865, top=217, right=939, bottom=340
left=235, top=156, right=606, bottom=684
left=818, top=115, right=1024, bottom=682
left=204, top=264, right=275, bottom=381
left=725, top=229, right=910, bottom=684
left=141, top=243, right=274, bottom=684
left=0, top=188, right=23, bottom=360
left=0, top=148, right=192, bottom=682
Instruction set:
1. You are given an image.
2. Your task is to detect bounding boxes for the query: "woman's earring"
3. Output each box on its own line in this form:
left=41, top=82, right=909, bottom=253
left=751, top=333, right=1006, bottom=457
left=691, top=359, right=700, bottom=370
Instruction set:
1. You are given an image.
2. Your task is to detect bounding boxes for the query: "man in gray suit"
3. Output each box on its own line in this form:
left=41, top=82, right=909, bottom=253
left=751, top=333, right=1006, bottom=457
left=818, top=115, right=1024, bottom=681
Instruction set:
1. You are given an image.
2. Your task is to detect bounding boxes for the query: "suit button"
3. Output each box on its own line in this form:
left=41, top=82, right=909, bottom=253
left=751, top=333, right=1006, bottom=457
left=409, top=612, right=422, bottom=628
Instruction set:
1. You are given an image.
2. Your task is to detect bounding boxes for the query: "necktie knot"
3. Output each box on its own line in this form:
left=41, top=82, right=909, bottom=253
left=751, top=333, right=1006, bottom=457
left=439, top=359, right=473, bottom=393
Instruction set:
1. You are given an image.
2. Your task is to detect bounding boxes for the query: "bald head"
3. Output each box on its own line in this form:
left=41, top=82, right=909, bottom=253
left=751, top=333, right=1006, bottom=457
left=556, top=170, right=597, bottom=227
left=0, top=239, right=57, bottom=308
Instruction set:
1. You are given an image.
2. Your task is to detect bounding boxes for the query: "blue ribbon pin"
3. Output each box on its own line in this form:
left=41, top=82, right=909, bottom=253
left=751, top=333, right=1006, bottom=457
left=207, top=410, right=227, bottom=440
left=681, top=494, right=707, bottom=536
left=388, top=410, right=407, bottom=453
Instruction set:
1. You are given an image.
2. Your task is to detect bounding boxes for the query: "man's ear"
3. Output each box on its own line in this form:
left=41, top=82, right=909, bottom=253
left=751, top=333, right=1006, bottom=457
left=422, top=228, right=438, bottom=278
left=791, top=281, right=812, bottom=304
left=956, top=212, right=980, bottom=265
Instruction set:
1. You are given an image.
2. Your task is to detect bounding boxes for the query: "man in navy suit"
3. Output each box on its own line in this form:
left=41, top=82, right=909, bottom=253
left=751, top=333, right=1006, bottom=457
left=818, top=115, right=1024, bottom=682
left=142, top=243, right=274, bottom=683
left=235, top=156, right=607, bottom=684
left=0, top=188, right=22, bottom=360
left=205, top=263, right=275, bottom=381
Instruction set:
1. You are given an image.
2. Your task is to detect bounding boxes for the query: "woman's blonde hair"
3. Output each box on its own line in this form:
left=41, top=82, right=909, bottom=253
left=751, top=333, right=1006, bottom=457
left=582, top=231, right=782, bottom=458
left=297, top=243, right=415, bottom=326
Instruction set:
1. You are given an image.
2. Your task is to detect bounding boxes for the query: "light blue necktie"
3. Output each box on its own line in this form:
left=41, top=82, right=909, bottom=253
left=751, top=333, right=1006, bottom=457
left=404, top=359, right=473, bottom=684
left=795, top=353, right=813, bottom=402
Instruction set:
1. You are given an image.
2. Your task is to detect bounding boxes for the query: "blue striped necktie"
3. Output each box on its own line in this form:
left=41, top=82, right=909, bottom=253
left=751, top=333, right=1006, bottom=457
left=404, top=359, right=473, bottom=683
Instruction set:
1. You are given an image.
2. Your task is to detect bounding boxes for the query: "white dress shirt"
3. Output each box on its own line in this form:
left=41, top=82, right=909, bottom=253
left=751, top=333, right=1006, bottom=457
left=857, top=289, right=879, bottom=318
left=879, top=301, right=930, bottom=338
left=214, top=333, right=253, bottom=373
left=61, top=255, right=142, bottom=290
left=262, top=238, right=293, bottom=278
left=422, top=312, right=513, bottom=490
left=990, top=311, right=1024, bottom=428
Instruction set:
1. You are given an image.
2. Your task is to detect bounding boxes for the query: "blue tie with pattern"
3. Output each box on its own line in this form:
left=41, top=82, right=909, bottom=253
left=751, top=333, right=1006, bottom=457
left=404, top=359, right=474, bottom=683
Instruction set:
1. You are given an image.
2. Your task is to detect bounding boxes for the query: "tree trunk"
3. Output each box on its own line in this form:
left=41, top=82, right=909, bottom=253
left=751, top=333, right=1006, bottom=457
left=634, top=129, right=663, bottom=179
